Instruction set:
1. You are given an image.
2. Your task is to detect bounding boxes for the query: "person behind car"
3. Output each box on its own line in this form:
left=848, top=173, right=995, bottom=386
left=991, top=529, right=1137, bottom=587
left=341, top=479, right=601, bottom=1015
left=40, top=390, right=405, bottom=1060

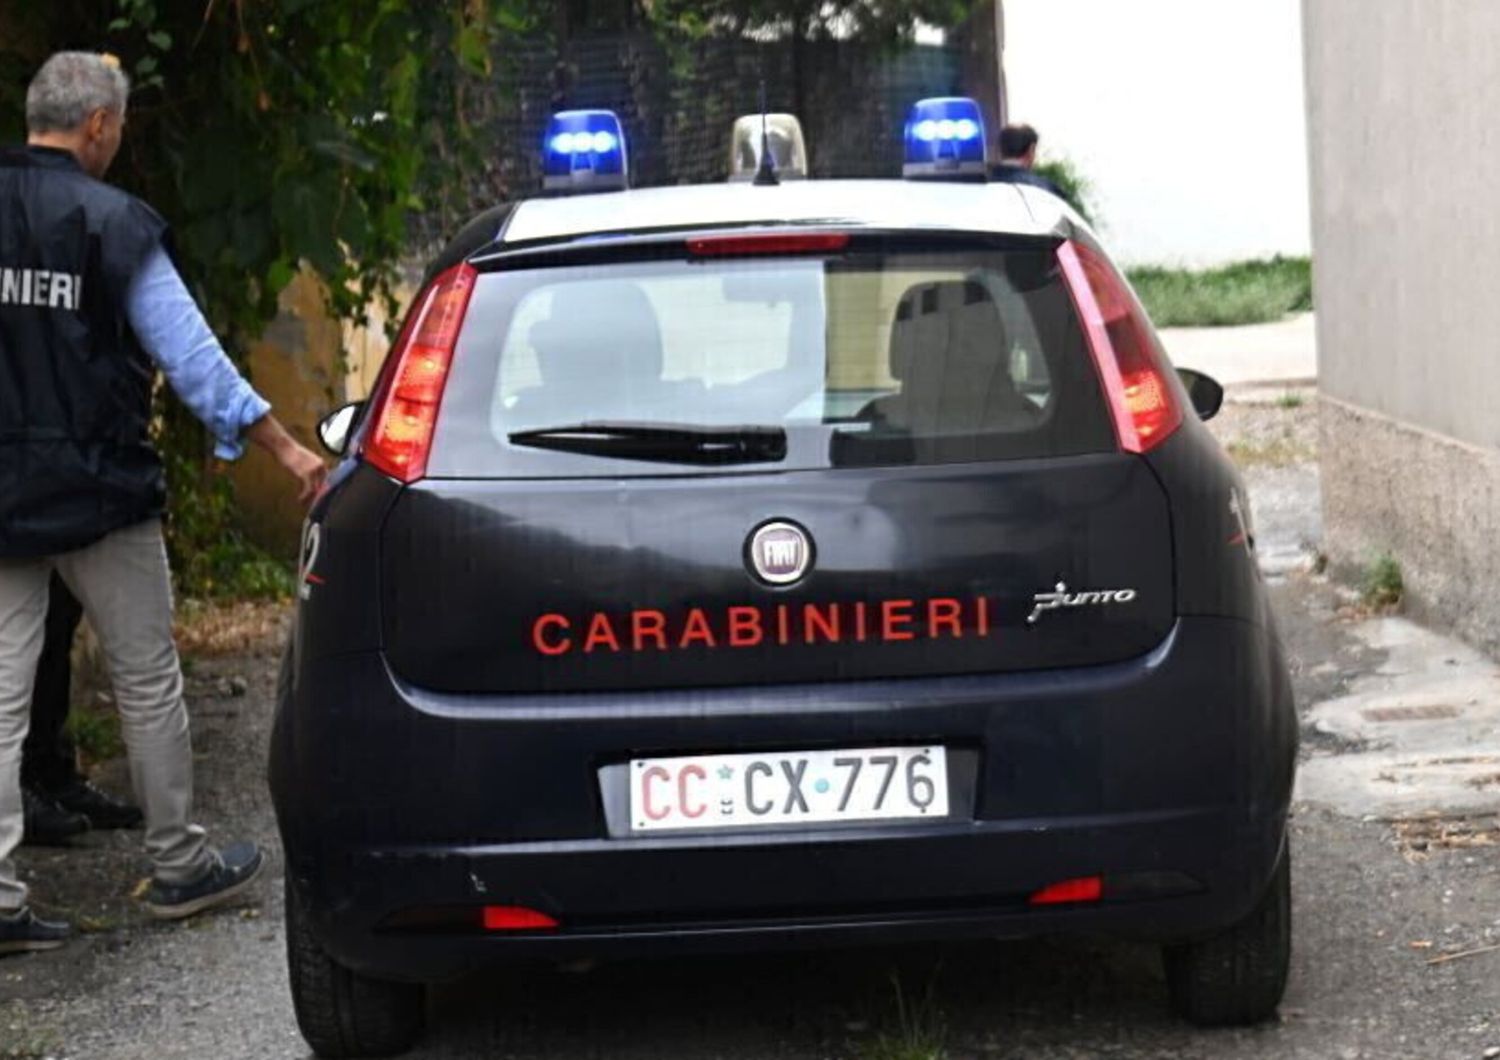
left=20, top=574, right=143, bottom=847
left=0, top=52, right=327, bottom=954
left=990, top=123, right=1068, bottom=201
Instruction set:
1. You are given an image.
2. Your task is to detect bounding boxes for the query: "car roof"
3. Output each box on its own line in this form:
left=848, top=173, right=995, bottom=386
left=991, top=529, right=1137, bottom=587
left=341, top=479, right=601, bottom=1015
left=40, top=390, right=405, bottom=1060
left=499, top=179, right=1078, bottom=247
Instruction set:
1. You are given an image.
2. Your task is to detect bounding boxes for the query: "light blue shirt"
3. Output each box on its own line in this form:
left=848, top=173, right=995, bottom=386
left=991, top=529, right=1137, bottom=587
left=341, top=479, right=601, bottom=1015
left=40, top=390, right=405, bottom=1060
left=124, top=246, right=270, bottom=460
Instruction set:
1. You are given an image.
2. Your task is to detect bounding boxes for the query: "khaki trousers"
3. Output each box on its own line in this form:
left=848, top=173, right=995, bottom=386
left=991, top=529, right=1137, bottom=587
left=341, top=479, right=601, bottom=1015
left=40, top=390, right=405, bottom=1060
left=0, top=519, right=210, bottom=911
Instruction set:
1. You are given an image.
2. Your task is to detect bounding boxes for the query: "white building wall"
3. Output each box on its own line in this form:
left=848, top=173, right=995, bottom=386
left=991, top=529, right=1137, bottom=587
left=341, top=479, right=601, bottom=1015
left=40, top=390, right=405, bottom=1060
left=1304, top=0, right=1500, bottom=450
left=1002, top=0, right=1311, bottom=266
left=1304, top=0, right=1500, bottom=655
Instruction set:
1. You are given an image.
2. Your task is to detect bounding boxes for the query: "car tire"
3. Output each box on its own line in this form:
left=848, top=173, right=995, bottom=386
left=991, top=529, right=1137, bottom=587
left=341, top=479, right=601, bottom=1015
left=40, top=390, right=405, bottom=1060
left=1162, top=843, right=1291, bottom=1026
left=284, top=875, right=426, bottom=1057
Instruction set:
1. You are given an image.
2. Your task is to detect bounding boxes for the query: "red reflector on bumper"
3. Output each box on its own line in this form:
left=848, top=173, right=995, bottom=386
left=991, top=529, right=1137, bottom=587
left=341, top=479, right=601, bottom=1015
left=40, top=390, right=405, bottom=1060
left=1028, top=875, right=1104, bottom=906
left=481, top=905, right=559, bottom=931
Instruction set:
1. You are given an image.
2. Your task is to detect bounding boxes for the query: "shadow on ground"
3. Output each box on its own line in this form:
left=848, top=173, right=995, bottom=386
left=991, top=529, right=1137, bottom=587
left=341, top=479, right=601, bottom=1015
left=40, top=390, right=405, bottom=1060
left=421, top=936, right=1175, bottom=1058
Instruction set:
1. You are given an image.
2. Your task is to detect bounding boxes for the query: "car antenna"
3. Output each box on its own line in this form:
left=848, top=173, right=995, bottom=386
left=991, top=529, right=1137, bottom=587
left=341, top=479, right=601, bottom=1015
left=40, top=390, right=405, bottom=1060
left=753, top=78, right=779, bottom=186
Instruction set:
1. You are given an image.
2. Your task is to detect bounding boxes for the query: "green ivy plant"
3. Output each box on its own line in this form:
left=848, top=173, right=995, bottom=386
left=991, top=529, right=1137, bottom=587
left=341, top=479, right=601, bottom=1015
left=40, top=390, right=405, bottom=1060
left=0, top=0, right=543, bottom=597
left=1032, top=156, right=1096, bottom=224
left=0, top=0, right=978, bottom=597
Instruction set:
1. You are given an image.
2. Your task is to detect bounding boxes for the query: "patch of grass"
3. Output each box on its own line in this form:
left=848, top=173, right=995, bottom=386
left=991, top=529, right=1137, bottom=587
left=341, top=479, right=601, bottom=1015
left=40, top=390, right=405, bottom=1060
left=858, top=971, right=948, bottom=1060
left=175, top=546, right=296, bottom=602
left=174, top=598, right=290, bottom=657
left=63, top=700, right=124, bottom=765
left=0, top=1037, right=63, bottom=1060
left=1276, top=391, right=1305, bottom=409
left=1225, top=435, right=1315, bottom=468
left=1363, top=552, right=1404, bottom=609
left=0, top=1002, right=64, bottom=1059
left=1126, top=256, right=1313, bottom=328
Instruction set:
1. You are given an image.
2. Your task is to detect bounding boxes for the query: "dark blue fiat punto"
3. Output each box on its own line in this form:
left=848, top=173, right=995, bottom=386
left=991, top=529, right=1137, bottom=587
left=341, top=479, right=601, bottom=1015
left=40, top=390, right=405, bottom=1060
left=271, top=104, right=1296, bottom=1057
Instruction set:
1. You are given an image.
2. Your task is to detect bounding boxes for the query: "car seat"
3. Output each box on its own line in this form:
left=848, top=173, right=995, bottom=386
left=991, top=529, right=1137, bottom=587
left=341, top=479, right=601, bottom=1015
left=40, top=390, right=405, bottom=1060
left=513, top=281, right=697, bottom=423
left=860, top=279, right=1040, bottom=435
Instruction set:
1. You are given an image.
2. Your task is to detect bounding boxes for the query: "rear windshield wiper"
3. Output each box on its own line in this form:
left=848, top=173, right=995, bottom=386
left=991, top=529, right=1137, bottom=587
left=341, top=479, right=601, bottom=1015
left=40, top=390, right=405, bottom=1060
left=507, top=421, right=788, bottom=464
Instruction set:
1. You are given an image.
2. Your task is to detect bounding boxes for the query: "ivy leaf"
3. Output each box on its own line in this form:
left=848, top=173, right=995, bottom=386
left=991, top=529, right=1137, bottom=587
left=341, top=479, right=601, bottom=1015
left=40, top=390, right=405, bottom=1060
left=492, top=6, right=536, bottom=32
left=265, top=259, right=296, bottom=298
left=179, top=213, right=229, bottom=269
left=454, top=24, right=490, bottom=76
left=272, top=174, right=343, bottom=279
left=311, top=138, right=379, bottom=173
left=148, top=30, right=173, bottom=51
left=229, top=211, right=272, bottom=272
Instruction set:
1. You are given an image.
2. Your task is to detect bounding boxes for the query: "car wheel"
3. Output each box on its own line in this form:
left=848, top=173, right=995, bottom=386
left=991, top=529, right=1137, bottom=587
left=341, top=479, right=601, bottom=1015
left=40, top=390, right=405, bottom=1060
left=284, top=875, right=426, bottom=1057
left=1162, top=843, right=1291, bottom=1026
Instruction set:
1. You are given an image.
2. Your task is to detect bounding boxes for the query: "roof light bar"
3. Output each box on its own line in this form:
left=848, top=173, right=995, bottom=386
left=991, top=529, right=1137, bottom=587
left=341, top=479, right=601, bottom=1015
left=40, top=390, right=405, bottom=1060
left=543, top=109, right=629, bottom=194
left=728, top=114, right=809, bottom=182
left=903, top=97, right=987, bottom=181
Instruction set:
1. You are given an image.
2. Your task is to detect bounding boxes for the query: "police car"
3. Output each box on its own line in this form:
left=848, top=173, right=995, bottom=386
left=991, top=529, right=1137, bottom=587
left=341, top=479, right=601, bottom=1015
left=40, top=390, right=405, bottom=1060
left=271, top=100, right=1297, bottom=1057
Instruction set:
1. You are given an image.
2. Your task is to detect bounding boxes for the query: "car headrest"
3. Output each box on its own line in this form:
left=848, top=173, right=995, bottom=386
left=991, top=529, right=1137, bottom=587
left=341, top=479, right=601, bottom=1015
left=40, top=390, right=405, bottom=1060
left=888, top=280, right=998, bottom=380
left=529, top=281, right=665, bottom=386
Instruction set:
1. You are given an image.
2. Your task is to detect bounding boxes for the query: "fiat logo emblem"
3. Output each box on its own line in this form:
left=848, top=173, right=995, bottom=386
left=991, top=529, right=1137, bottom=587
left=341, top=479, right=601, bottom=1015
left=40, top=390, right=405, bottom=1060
left=747, top=521, right=813, bottom=586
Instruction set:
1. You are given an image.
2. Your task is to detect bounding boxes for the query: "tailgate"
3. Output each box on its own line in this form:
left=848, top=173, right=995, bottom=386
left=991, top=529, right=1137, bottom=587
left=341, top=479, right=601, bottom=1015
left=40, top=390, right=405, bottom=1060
left=380, top=456, right=1173, bottom=694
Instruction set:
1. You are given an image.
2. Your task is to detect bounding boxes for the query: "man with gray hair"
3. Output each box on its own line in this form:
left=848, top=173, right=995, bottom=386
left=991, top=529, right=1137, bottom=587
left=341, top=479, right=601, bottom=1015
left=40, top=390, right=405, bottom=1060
left=0, top=52, right=328, bottom=952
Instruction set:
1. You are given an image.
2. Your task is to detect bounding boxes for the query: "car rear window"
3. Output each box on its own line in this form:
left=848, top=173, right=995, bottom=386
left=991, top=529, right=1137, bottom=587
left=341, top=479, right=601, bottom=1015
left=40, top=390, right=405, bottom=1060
left=428, top=240, right=1116, bottom=477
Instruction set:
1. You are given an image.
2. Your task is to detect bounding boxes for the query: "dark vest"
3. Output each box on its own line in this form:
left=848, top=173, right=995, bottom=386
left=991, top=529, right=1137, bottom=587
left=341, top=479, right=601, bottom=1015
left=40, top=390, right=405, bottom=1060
left=0, top=145, right=168, bottom=557
left=990, top=162, right=1068, bottom=202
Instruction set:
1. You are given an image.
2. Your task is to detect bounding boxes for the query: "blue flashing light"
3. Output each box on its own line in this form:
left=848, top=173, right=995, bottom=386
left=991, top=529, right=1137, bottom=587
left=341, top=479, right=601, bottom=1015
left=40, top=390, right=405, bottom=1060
left=903, top=97, right=987, bottom=180
left=543, top=109, right=628, bottom=193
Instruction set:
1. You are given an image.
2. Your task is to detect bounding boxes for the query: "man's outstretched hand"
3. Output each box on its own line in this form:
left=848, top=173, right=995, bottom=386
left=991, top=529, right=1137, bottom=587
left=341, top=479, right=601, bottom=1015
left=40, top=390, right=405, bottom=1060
left=277, top=441, right=329, bottom=503
left=246, top=414, right=329, bottom=504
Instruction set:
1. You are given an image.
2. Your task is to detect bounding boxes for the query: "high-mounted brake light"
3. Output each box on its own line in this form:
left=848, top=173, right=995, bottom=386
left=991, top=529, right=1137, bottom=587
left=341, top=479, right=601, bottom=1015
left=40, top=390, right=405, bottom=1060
left=543, top=109, right=629, bottom=193
left=728, top=113, right=809, bottom=182
left=687, top=232, right=850, bottom=257
left=481, top=905, right=559, bottom=932
left=1028, top=875, right=1104, bottom=906
left=903, top=97, right=987, bottom=181
left=1057, top=241, right=1185, bottom=453
left=362, top=263, right=477, bottom=483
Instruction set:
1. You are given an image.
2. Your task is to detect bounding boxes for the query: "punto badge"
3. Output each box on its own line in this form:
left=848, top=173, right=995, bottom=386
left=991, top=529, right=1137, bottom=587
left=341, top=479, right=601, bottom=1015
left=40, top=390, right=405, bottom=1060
left=1028, top=581, right=1138, bottom=625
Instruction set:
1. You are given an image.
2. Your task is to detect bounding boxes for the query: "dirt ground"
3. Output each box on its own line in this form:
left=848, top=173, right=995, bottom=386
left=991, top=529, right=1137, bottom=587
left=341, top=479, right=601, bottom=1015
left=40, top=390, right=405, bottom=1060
left=3, top=388, right=1498, bottom=1060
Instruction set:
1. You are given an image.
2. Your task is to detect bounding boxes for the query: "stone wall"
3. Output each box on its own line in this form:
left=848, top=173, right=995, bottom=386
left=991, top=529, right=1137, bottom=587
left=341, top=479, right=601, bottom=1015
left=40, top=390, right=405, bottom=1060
left=1304, top=0, right=1500, bottom=651
left=1319, top=396, right=1500, bottom=655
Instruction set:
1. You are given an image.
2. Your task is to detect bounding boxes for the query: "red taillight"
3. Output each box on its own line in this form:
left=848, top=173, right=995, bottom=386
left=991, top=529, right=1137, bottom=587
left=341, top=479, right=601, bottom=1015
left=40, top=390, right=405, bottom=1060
left=687, top=231, right=851, bottom=257
left=362, top=263, right=478, bottom=483
left=480, top=905, right=559, bottom=932
left=1057, top=241, right=1184, bottom=453
left=1028, top=875, right=1104, bottom=906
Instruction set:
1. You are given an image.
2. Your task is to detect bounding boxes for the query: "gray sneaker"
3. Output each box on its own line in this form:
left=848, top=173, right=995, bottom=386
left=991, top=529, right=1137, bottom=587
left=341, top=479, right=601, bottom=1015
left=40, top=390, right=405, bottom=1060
left=143, top=841, right=265, bottom=921
left=0, top=907, right=72, bottom=955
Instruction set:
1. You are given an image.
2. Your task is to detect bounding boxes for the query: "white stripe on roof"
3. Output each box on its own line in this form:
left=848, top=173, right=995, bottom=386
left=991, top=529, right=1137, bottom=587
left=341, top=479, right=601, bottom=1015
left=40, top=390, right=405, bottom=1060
left=502, top=179, right=1071, bottom=245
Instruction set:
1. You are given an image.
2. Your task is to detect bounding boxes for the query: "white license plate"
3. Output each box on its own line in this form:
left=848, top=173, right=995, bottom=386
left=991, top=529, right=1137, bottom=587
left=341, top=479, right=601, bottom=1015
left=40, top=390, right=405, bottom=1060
left=628, top=745, right=948, bottom=832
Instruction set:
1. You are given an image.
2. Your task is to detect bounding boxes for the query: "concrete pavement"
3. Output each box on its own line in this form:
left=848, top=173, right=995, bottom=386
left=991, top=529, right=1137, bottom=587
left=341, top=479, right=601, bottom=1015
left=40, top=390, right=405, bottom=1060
left=9, top=572, right=1495, bottom=1060
left=1298, top=615, right=1500, bottom=819
left=1161, top=311, right=1318, bottom=387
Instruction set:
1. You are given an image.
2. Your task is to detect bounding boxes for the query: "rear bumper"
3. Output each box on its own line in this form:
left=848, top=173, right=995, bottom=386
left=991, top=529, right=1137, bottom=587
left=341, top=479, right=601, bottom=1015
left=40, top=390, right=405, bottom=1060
left=271, top=616, right=1296, bottom=982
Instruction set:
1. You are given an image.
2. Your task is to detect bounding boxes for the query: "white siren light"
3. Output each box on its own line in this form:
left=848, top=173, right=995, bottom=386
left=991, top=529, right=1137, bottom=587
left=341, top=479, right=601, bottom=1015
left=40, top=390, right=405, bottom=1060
left=728, top=114, right=809, bottom=182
